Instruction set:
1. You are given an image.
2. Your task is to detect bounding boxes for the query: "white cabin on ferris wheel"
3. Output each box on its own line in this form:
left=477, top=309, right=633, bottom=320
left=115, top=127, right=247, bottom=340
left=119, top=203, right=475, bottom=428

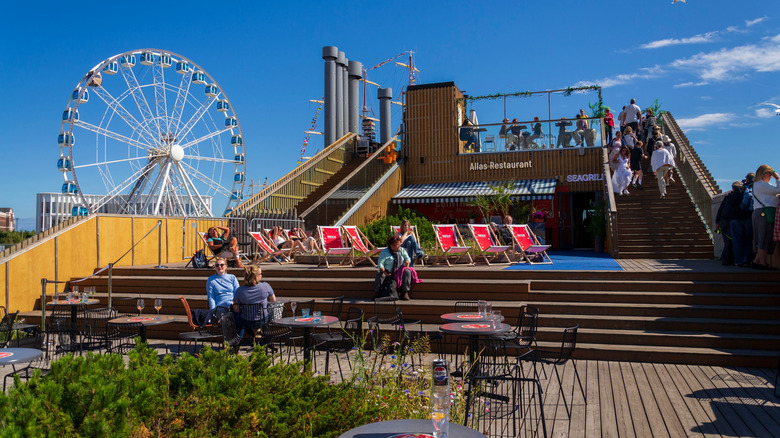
left=175, top=60, right=191, bottom=74
left=120, top=54, right=135, bottom=68
left=225, top=116, right=238, bottom=127
left=159, top=53, right=172, bottom=68
left=205, top=84, right=219, bottom=97
left=62, top=108, right=79, bottom=122
left=217, top=99, right=230, bottom=112
left=231, top=135, right=243, bottom=145
left=191, top=71, right=206, bottom=84
left=102, top=61, right=118, bottom=75
left=140, top=52, right=155, bottom=65
left=72, top=89, right=88, bottom=103
left=56, top=157, right=72, bottom=172
left=58, top=132, right=75, bottom=146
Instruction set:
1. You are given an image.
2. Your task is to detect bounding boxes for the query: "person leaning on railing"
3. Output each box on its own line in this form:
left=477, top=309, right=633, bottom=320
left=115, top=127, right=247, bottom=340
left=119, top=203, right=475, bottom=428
left=750, top=164, right=780, bottom=270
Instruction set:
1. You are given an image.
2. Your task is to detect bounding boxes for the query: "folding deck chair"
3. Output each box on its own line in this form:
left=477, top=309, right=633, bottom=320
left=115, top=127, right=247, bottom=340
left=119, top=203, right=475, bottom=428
left=198, top=232, right=250, bottom=266
left=508, top=224, right=552, bottom=264
left=248, top=232, right=294, bottom=264
left=342, top=225, right=383, bottom=267
left=431, top=224, right=473, bottom=267
left=390, top=225, right=425, bottom=266
left=317, top=225, right=353, bottom=268
left=468, top=223, right=511, bottom=265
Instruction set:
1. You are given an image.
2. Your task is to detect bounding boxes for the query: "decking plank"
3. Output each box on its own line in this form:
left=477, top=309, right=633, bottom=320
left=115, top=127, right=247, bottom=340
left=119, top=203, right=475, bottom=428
left=630, top=361, right=673, bottom=437
left=619, top=361, right=654, bottom=437
left=642, top=362, right=702, bottom=438
left=687, top=364, right=755, bottom=437
left=723, top=367, right=780, bottom=429
left=584, top=359, right=602, bottom=438
left=609, top=360, right=636, bottom=437
left=598, top=360, right=619, bottom=438
left=666, top=362, right=729, bottom=437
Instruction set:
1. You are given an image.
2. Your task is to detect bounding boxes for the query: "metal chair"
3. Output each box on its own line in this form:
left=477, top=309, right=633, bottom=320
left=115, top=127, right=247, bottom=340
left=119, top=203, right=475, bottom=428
left=178, top=296, right=222, bottom=356
left=454, top=301, right=480, bottom=314
left=0, top=311, right=18, bottom=348
left=106, top=321, right=143, bottom=354
left=490, top=305, right=539, bottom=357
left=220, top=312, right=242, bottom=354
left=464, top=365, right=547, bottom=438
left=313, top=307, right=364, bottom=379
left=82, top=307, right=118, bottom=352
left=518, top=324, right=585, bottom=418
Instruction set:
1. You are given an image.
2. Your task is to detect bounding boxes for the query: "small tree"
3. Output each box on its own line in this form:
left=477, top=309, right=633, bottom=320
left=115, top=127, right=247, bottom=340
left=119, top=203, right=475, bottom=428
left=645, top=98, right=665, bottom=116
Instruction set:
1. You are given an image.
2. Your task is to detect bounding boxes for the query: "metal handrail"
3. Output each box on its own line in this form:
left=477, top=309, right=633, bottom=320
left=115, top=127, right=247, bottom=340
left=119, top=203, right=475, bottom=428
left=602, top=147, right=618, bottom=257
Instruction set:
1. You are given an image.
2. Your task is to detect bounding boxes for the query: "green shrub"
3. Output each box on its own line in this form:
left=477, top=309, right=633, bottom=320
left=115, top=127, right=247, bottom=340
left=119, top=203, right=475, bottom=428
left=0, top=344, right=431, bottom=437
left=359, top=207, right=435, bottom=249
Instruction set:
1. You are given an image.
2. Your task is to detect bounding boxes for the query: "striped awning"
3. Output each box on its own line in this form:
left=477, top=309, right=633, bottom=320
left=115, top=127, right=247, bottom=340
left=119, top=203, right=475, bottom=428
left=391, top=179, right=557, bottom=204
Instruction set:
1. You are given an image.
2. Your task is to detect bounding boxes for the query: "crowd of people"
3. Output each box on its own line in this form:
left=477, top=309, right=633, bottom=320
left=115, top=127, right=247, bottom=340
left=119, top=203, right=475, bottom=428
left=716, top=165, right=780, bottom=270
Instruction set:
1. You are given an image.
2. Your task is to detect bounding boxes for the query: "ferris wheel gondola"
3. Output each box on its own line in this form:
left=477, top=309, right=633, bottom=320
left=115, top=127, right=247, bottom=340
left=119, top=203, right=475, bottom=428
left=57, top=49, right=246, bottom=217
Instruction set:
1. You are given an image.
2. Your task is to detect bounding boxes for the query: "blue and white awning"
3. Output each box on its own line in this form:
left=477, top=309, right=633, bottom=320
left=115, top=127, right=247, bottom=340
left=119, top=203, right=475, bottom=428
left=391, top=179, right=557, bottom=204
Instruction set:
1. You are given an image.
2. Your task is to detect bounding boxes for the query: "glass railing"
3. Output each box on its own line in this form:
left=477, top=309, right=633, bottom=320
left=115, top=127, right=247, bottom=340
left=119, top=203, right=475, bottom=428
left=301, top=139, right=398, bottom=228
left=458, top=117, right=604, bottom=154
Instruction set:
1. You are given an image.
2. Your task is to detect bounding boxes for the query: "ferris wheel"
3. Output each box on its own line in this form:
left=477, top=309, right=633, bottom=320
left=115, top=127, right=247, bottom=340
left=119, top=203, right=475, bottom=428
left=57, top=49, right=246, bottom=218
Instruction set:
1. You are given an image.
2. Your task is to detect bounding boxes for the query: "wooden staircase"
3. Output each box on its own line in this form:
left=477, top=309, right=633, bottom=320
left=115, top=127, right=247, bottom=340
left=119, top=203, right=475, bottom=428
left=295, top=156, right=367, bottom=218
left=614, top=171, right=714, bottom=258
left=20, top=263, right=780, bottom=368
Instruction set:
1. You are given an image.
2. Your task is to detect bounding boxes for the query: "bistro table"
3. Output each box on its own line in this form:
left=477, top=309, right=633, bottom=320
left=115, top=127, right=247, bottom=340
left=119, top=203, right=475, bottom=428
left=46, top=299, right=99, bottom=342
left=440, top=312, right=504, bottom=323
left=273, top=315, right=339, bottom=364
left=107, top=315, right=175, bottom=343
left=439, top=321, right=511, bottom=378
left=0, top=348, right=43, bottom=366
left=337, top=419, right=486, bottom=438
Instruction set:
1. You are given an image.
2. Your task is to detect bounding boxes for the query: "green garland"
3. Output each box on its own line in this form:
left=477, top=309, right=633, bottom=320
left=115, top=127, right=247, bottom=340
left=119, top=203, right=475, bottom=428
left=458, top=85, right=601, bottom=103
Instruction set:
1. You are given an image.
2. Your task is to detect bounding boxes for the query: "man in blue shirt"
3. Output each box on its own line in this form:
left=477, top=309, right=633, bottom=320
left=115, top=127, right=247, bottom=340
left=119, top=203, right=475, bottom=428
left=206, top=258, right=239, bottom=310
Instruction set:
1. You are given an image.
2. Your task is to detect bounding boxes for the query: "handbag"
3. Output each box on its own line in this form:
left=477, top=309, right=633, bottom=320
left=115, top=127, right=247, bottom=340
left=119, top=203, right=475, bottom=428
left=754, top=196, right=777, bottom=223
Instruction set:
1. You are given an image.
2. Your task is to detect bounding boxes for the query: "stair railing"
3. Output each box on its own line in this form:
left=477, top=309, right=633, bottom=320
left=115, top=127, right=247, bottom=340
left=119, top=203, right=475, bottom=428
left=602, top=147, right=619, bottom=257
left=658, top=113, right=718, bottom=241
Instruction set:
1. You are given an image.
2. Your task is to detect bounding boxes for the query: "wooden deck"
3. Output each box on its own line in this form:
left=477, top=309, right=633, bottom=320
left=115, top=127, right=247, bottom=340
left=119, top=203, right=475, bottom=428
left=529, top=359, right=779, bottom=438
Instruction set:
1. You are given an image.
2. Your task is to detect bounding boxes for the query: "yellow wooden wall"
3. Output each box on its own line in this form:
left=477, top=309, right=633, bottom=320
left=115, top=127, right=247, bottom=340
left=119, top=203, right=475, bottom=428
left=404, top=83, right=604, bottom=192
left=0, top=215, right=226, bottom=313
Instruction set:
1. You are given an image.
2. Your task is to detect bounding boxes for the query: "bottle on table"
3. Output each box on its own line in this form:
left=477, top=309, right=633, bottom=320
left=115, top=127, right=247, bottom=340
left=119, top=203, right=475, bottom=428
left=431, top=358, right=450, bottom=438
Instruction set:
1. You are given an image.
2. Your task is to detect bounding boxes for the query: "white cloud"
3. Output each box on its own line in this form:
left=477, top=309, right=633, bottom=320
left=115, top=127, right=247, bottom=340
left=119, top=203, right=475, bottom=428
left=676, top=113, right=735, bottom=131
left=670, top=35, right=780, bottom=81
left=746, top=16, right=768, bottom=27
left=755, top=108, right=777, bottom=118
left=572, top=66, right=664, bottom=89
left=674, top=81, right=708, bottom=88
left=641, top=32, right=717, bottom=49
left=700, top=96, right=712, bottom=101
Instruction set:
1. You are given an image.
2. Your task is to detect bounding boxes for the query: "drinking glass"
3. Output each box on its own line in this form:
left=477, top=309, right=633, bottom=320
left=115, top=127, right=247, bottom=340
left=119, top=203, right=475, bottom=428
left=430, top=394, right=450, bottom=438
left=290, top=301, right=298, bottom=317
left=485, top=302, right=493, bottom=316
left=478, top=300, right=486, bottom=316
left=492, top=310, right=502, bottom=329
left=302, top=308, right=310, bottom=318
left=312, top=310, right=321, bottom=322
left=137, top=299, right=145, bottom=316
left=154, top=298, right=162, bottom=315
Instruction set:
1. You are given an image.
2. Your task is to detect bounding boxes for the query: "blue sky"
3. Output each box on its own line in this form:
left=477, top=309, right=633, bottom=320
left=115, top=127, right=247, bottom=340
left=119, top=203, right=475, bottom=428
left=1, top=0, right=778, bottom=229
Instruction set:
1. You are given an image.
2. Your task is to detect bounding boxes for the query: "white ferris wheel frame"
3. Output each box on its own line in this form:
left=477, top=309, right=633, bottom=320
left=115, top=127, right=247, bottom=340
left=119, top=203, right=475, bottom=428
left=57, top=48, right=246, bottom=217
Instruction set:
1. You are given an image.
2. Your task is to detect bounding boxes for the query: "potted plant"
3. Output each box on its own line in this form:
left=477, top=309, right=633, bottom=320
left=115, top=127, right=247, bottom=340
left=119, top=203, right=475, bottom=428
left=531, top=210, right=546, bottom=223
left=586, top=201, right=607, bottom=253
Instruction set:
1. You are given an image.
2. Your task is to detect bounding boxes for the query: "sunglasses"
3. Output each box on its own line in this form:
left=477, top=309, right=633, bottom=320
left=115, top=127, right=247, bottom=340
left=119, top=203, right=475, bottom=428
left=216, top=263, right=226, bottom=267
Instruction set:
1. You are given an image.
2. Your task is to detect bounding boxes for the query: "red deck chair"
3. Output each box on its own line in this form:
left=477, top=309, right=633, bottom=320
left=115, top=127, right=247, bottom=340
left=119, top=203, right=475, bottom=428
left=248, top=232, right=294, bottom=264
left=342, top=225, right=383, bottom=267
left=390, top=225, right=425, bottom=266
left=509, top=224, right=552, bottom=264
left=468, top=223, right=511, bottom=266
left=431, top=224, right=474, bottom=267
left=198, top=232, right=250, bottom=265
left=317, top=226, right=353, bottom=268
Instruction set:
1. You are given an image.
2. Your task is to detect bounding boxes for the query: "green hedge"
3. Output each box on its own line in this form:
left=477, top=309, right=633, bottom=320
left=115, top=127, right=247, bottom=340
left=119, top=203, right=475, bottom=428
left=0, top=344, right=430, bottom=437
left=359, top=207, right=435, bottom=251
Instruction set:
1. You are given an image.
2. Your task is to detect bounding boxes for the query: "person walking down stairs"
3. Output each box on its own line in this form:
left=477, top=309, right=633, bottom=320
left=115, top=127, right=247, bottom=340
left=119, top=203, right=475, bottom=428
left=651, top=142, right=675, bottom=200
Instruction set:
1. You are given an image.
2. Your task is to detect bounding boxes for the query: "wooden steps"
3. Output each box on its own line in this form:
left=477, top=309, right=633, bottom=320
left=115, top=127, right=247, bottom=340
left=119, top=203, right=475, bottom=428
left=19, top=263, right=780, bottom=367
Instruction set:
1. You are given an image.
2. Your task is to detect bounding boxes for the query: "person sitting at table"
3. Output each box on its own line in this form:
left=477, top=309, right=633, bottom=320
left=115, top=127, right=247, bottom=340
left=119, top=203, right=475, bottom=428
left=206, top=257, right=239, bottom=313
left=524, top=116, right=543, bottom=148
left=206, top=225, right=244, bottom=268
left=509, top=119, right=525, bottom=150
left=233, top=265, right=276, bottom=338
left=498, top=118, right=515, bottom=149
left=374, top=235, right=421, bottom=301
left=459, top=118, right=480, bottom=153
left=555, top=117, right=574, bottom=147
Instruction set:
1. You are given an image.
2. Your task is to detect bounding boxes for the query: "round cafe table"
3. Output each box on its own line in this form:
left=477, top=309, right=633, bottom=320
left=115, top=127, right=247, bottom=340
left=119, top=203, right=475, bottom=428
left=46, top=299, right=100, bottom=342
left=440, top=312, right=504, bottom=323
left=337, top=419, right=486, bottom=438
left=273, top=315, right=339, bottom=364
left=107, top=315, right=175, bottom=342
left=440, top=321, right=511, bottom=378
left=0, top=348, right=43, bottom=366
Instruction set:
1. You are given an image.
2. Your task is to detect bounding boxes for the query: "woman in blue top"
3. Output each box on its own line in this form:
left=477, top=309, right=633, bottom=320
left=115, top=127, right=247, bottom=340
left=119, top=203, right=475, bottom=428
left=374, top=235, right=413, bottom=300
left=206, top=258, right=239, bottom=310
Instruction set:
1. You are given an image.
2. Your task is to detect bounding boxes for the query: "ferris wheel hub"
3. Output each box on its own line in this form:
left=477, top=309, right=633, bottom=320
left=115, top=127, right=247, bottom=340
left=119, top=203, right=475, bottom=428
left=169, top=144, right=185, bottom=162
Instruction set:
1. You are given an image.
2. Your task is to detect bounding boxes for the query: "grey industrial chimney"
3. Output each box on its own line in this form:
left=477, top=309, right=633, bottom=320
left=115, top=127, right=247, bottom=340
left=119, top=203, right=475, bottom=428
left=348, top=60, right=362, bottom=134
left=335, top=51, right=346, bottom=139
left=378, top=87, right=393, bottom=144
left=322, top=46, right=338, bottom=146
left=342, top=56, right=349, bottom=136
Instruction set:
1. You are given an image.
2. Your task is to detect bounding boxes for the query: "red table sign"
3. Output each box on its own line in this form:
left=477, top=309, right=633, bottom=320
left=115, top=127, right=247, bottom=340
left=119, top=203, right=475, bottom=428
left=127, top=317, right=156, bottom=322
left=457, top=314, right=482, bottom=319
left=295, top=317, right=316, bottom=322
left=462, top=324, right=490, bottom=329
left=0, top=352, right=13, bottom=359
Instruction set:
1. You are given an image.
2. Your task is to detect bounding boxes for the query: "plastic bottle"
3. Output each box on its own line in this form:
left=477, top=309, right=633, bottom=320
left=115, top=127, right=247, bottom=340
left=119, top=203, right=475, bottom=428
left=431, top=358, right=449, bottom=438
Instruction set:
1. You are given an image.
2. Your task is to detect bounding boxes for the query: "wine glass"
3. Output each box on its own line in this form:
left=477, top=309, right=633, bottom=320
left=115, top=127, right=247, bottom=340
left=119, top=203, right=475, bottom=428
left=154, top=298, right=162, bottom=315
left=290, top=301, right=298, bottom=317
left=137, top=298, right=145, bottom=316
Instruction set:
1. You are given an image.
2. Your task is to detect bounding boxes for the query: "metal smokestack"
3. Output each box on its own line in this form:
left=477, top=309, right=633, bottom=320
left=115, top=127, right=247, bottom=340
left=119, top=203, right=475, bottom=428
left=335, top=51, right=346, bottom=139
left=348, top=60, right=362, bottom=134
left=322, top=46, right=338, bottom=146
left=378, top=87, right=393, bottom=144
left=342, top=56, right=349, bottom=136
